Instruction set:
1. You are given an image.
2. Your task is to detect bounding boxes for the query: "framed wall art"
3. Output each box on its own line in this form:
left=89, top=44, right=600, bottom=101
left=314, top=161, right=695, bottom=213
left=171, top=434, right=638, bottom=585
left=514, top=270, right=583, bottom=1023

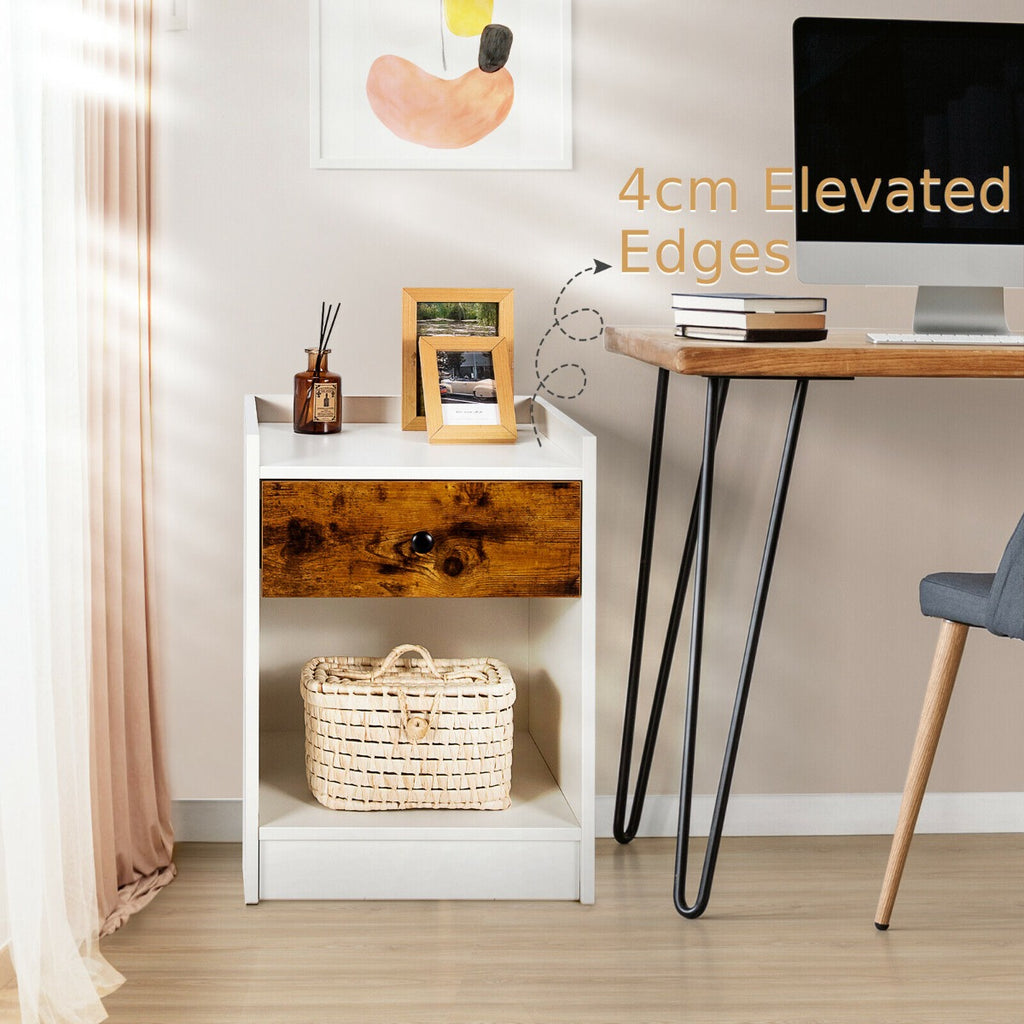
left=418, top=335, right=516, bottom=444
left=310, top=1, right=572, bottom=169
left=402, top=287, right=513, bottom=431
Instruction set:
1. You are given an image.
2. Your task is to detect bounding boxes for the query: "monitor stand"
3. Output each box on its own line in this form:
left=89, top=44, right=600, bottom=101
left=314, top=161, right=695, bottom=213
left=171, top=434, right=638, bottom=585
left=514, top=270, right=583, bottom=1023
left=913, top=285, right=1009, bottom=335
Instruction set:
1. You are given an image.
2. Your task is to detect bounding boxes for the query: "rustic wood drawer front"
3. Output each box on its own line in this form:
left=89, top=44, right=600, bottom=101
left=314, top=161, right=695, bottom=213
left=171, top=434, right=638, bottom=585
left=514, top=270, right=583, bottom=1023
left=261, top=480, right=581, bottom=598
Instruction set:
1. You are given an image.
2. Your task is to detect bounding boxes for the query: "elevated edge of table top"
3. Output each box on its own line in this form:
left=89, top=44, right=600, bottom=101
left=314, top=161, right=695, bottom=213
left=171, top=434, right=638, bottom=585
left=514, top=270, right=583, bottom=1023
left=604, top=326, right=1024, bottom=379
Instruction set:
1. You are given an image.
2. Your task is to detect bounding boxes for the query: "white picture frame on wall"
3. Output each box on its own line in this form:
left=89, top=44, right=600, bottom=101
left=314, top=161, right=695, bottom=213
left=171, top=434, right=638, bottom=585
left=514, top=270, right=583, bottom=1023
left=310, top=0, right=572, bottom=170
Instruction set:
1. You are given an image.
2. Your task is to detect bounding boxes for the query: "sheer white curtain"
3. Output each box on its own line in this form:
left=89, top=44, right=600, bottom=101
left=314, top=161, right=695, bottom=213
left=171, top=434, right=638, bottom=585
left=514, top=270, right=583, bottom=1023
left=0, top=1, right=125, bottom=1020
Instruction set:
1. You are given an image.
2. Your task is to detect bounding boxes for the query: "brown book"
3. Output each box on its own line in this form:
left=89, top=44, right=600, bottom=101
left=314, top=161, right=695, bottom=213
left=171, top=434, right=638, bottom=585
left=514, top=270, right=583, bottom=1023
left=673, top=308, right=827, bottom=331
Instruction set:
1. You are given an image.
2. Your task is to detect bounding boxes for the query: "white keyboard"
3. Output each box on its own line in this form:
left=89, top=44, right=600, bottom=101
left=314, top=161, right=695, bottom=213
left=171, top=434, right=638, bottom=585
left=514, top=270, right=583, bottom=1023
left=867, top=332, right=1024, bottom=346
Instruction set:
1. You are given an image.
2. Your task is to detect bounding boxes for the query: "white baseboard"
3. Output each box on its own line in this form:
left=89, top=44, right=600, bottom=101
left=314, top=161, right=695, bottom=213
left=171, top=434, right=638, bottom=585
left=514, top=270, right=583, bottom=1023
left=0, top=941, right=14, bottom=990
left=173, top=793, right=1024, bottom=843
left=171, top=799, right=243, bottom=842
left=594, top=791, right=1024, bottom=838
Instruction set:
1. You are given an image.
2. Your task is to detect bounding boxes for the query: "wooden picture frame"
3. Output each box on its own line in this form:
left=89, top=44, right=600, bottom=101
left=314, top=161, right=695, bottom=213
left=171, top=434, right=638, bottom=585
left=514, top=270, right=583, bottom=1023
left=402, top=288, right=513, bottom=430
left=418, top=336, right=517, bottom=444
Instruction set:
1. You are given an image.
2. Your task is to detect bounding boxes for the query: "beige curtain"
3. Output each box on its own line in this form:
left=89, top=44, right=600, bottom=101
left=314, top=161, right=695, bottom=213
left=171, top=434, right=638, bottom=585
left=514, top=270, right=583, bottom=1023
left=81, top=0, right=176, bottom=935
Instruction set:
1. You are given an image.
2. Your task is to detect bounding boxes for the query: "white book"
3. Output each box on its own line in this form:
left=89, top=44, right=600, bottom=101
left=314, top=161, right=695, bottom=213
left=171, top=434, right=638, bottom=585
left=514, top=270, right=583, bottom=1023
left=671, top=292, right=827, bottom=313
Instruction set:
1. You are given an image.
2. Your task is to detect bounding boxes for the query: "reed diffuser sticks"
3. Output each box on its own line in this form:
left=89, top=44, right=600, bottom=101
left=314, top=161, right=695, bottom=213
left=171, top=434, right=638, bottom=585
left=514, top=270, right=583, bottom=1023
left=316, top=301, right=341, bottom=378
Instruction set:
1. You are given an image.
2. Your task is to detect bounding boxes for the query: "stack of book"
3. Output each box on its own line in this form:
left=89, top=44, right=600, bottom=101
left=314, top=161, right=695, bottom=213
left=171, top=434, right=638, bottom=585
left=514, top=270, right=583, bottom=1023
left=671, top=293, right=828, bottom=342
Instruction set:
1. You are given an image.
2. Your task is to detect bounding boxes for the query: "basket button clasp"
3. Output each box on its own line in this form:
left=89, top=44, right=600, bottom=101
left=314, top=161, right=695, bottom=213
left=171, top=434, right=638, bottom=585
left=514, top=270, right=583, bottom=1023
left=405, top=715, right=430, bottom=741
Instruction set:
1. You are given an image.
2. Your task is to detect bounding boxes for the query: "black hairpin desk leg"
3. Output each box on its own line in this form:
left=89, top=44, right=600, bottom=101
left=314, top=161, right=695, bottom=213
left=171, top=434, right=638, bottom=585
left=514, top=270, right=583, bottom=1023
left=613, top=370, right=809, bottom=917
left=613, top=371, right=730, bottom=843
left=674, top=376, right=808, bottom=917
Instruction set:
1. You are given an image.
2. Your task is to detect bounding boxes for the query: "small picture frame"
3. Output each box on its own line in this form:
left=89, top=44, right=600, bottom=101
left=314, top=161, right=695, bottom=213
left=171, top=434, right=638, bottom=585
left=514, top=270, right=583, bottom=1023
left=418, top=336, right=517, bottom=444
left=402, top=288, right=513, bottom=430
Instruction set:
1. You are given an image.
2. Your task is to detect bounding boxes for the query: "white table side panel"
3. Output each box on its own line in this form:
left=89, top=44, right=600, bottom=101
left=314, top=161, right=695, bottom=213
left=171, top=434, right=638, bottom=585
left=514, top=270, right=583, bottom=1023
left=579, top=433, right=597, bottom=903
left=242, top=398, right=261, bottom=903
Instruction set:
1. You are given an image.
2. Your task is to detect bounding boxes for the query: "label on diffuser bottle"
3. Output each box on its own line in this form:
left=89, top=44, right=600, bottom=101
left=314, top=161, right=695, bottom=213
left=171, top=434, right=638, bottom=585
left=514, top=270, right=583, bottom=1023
left=312, top=382, right=338, bottom=422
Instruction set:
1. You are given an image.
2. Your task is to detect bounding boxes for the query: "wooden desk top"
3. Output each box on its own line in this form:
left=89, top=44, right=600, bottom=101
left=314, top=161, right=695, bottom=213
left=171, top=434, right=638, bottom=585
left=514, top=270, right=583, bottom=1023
left=604, top=327, right=1024, bottom=379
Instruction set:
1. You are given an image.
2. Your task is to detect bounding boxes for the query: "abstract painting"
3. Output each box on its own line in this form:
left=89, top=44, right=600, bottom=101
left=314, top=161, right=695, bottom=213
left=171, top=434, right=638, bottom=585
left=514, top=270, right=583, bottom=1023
left=311, top=0, right=572, bottom=169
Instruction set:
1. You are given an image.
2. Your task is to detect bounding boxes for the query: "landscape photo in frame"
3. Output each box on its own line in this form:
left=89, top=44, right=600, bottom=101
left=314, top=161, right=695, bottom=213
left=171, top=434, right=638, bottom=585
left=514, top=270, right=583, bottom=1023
left=402, top=288, right=513, bottom=430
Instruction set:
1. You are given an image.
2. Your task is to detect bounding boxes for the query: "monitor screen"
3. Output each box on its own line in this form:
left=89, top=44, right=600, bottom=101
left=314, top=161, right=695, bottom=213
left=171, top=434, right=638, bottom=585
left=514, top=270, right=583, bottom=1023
left=792, top=17, right=1024, bottom=329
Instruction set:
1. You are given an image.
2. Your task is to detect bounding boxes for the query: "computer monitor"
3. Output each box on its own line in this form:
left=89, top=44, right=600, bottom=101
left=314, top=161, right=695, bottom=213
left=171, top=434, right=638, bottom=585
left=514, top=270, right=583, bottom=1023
left=792, top=17, right=1024, bottom=333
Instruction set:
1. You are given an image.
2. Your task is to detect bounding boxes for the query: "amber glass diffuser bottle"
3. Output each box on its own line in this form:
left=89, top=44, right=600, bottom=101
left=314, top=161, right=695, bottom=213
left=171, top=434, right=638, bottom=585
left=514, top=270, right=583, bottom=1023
left=294, top=301, right=342, bottom=434
left=293, top=347, right=341, bottom=434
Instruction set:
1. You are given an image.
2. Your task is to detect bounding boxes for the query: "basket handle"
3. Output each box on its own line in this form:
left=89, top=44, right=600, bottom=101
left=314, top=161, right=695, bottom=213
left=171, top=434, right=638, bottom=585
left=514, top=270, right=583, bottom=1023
left=371, top=644, right=443, bottom=682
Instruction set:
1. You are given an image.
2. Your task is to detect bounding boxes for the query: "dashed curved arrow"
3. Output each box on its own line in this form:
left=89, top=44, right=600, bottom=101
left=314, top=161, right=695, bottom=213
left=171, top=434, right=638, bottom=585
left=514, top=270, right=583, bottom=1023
left=531, top=258, right=610, bottom=445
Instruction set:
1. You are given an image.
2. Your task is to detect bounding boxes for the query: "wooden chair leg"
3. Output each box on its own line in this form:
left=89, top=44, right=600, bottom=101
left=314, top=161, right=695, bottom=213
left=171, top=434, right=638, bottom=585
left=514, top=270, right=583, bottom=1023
left=875, top=618, right=970, bottom=930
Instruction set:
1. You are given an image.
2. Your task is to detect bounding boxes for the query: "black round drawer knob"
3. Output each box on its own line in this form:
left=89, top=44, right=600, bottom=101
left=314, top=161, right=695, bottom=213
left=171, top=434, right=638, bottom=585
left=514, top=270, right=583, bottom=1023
left=410, top=530, right=435, bottom=554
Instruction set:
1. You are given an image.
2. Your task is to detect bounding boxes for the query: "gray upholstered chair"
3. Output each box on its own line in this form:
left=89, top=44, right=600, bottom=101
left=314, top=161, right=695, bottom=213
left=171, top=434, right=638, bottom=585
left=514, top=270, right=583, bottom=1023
left=875, top=512, right=1024, bottom=930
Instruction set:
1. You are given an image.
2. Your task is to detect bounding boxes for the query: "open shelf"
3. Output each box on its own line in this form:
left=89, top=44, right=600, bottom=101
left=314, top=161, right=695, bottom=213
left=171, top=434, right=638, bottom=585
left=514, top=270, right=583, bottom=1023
left=259, top=730, right=582, bottom=841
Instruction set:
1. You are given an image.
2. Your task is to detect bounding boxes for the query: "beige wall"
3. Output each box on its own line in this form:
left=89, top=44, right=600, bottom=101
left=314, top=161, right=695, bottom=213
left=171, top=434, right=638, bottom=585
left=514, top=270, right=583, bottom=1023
left=152, top=0, right=1024, bottom=809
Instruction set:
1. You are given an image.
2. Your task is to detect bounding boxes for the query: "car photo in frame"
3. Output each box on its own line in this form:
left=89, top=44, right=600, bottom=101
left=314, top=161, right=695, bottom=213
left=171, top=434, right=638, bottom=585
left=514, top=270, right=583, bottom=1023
left=418, top=336, right=516, bottom=444
left=402, top=287, right=513, bottom=430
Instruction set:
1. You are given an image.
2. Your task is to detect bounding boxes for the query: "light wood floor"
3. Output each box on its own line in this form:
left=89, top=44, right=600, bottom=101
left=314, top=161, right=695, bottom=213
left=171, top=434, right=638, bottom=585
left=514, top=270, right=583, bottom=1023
left=6, top=836, right=1023, bottom=1023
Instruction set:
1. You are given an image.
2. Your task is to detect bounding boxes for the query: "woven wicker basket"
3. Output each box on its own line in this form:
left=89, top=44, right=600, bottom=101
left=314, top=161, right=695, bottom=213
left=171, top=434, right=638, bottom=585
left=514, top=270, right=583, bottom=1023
left=300, top=644, right=515, bottom=811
